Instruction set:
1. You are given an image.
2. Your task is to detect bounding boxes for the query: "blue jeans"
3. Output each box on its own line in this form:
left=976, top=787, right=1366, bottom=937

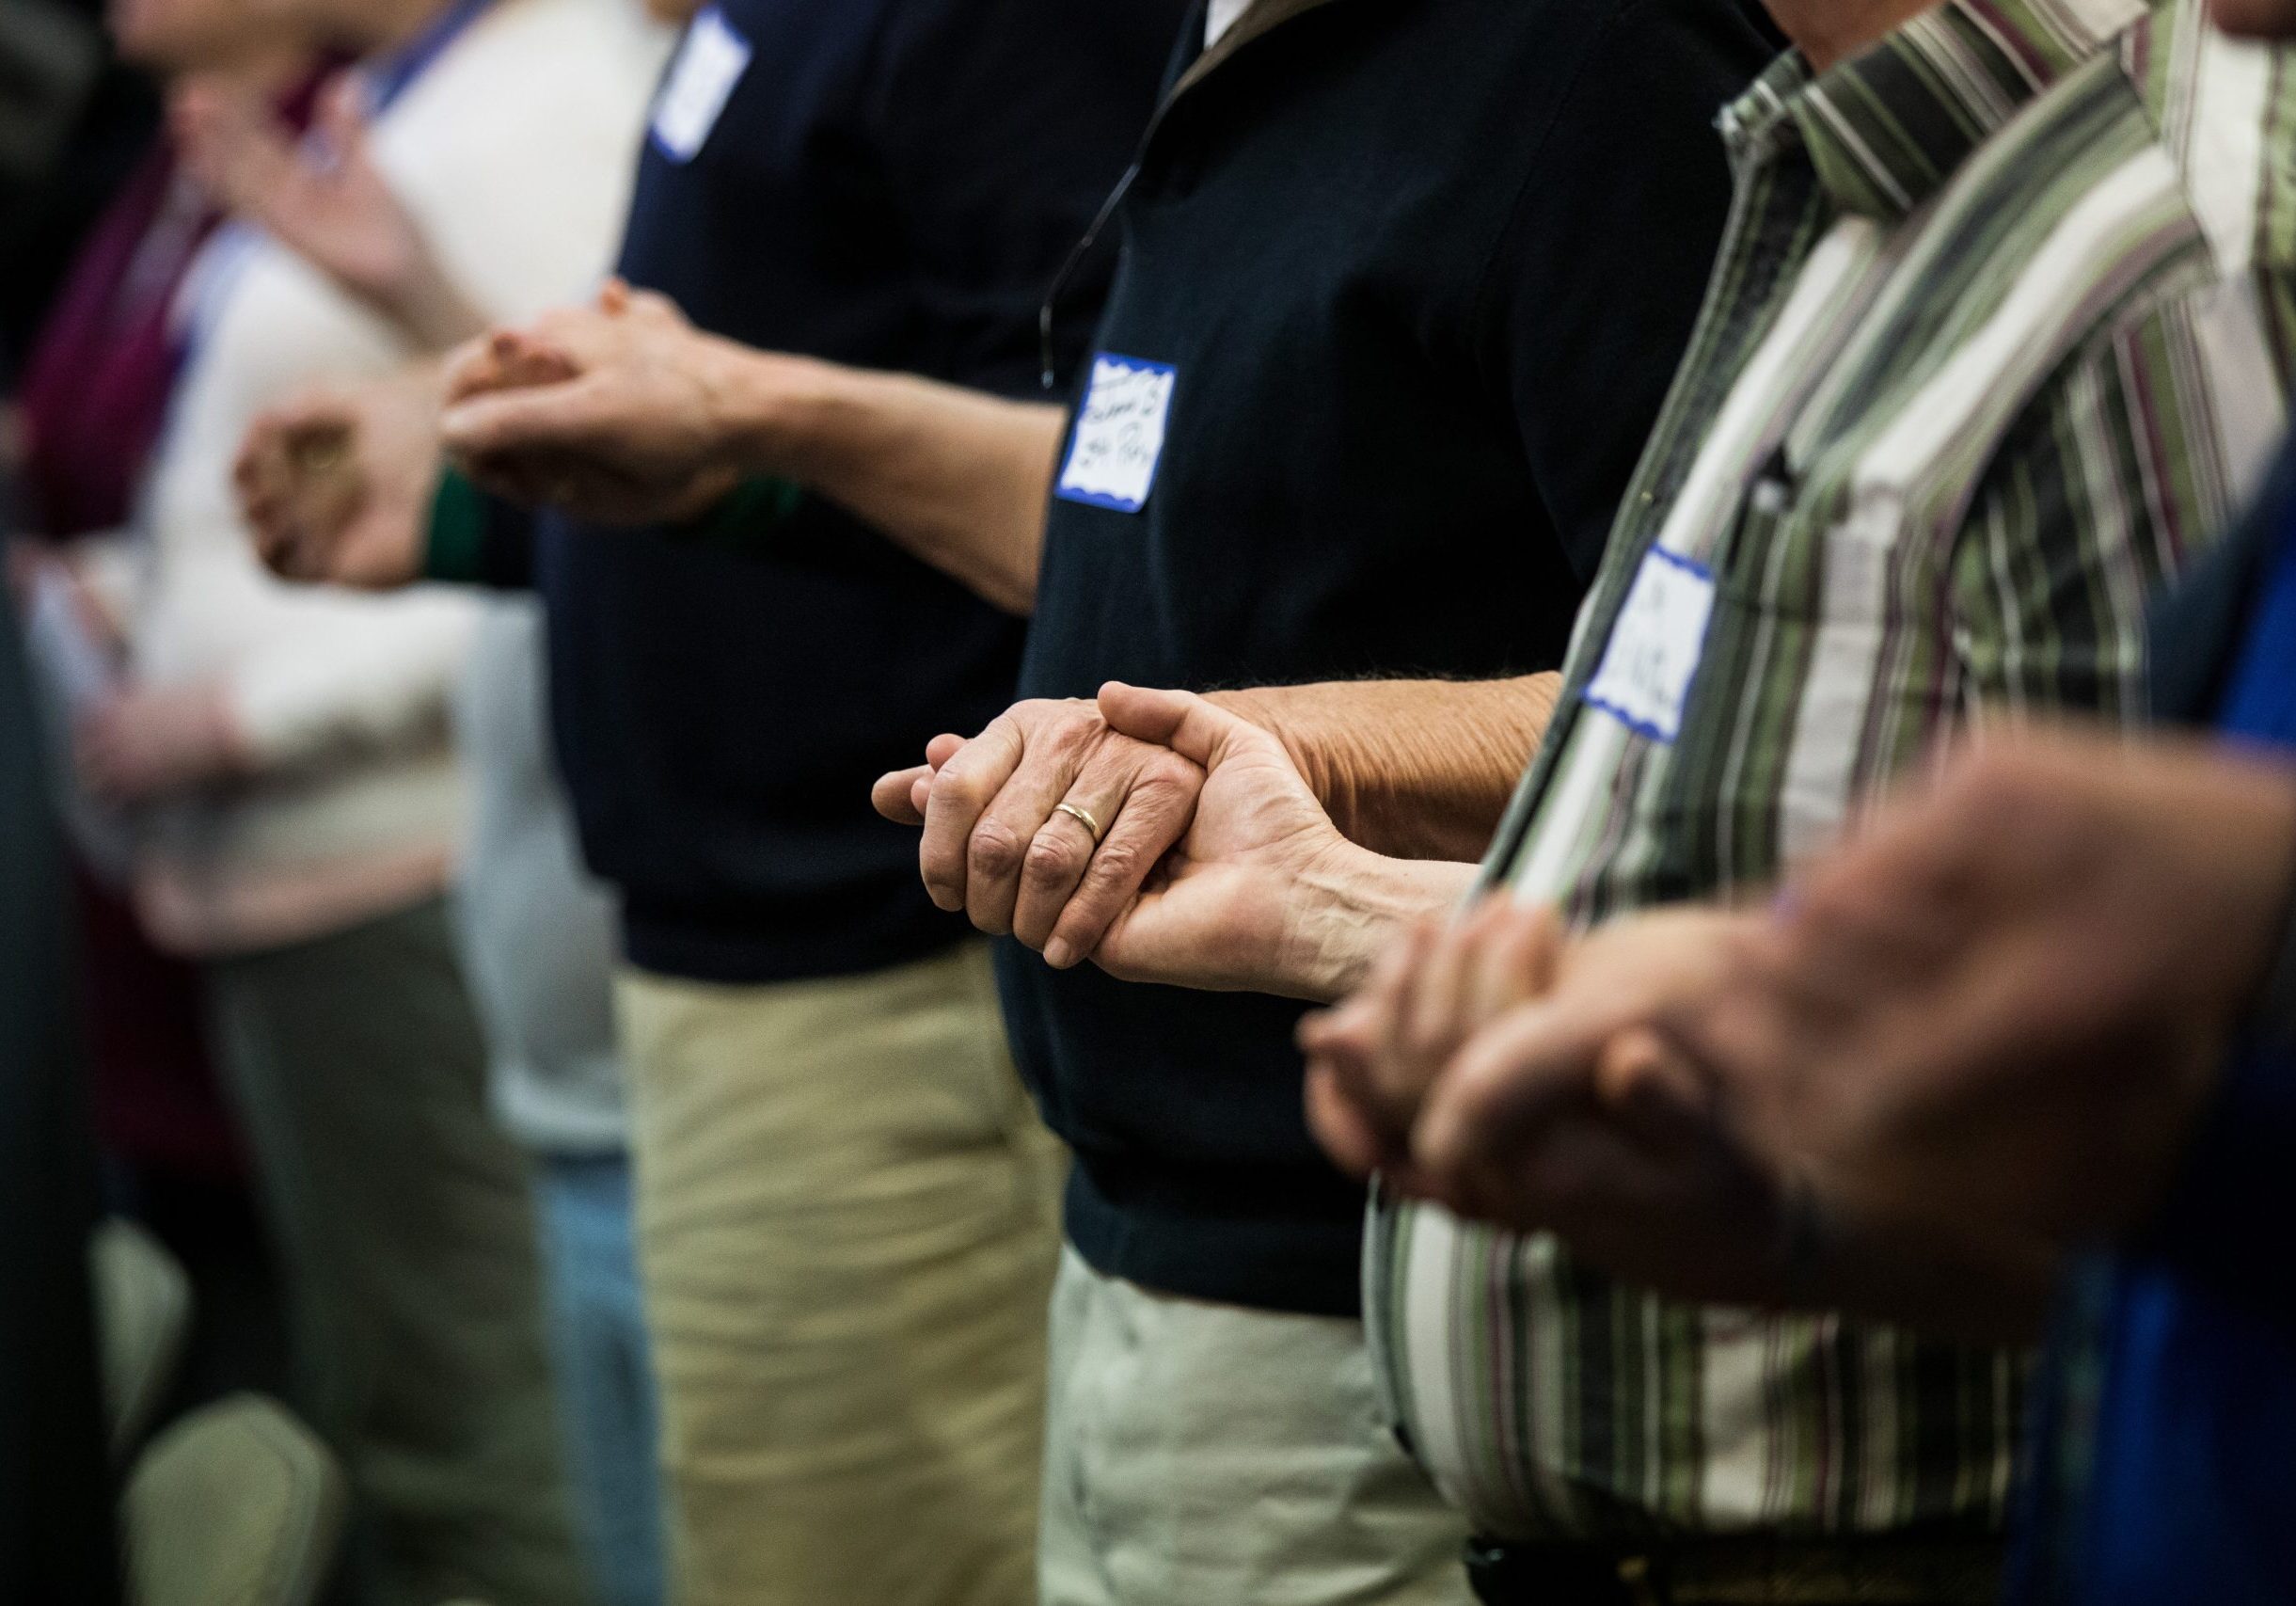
left=535, top=1153, right=666, bottom=1606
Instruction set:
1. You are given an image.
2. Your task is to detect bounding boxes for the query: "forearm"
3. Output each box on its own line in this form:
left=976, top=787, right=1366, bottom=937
left=379, top=258, right=490, bottom=354
left=1214, top=674, right=1561, bottom=861
left=720, top=345, right=1060, bottom=614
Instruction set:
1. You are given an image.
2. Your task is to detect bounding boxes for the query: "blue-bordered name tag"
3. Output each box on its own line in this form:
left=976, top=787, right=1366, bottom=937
left=1054, top=353, right=1176, bottom=514
left=652, top=6, right=752, bottom=164
left=1582, top=548, right=1718, bottom=744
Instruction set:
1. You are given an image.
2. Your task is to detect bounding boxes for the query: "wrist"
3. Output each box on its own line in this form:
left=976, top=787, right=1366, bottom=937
left=1278, top=843, right=1476, bottom=1004
left=719, top=340, right=847, bottom=483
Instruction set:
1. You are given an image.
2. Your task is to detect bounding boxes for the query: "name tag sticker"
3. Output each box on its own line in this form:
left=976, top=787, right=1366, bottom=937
left=652, top=6, right=752, bottom=163
left=1055, top=354, right=1176, bottom=514
left=1582, top=549, right=1718, bottom=744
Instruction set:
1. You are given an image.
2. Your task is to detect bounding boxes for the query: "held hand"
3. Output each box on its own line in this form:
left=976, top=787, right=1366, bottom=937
left=1399, top=906, right=1800, bottom=1307
left=1672, top=732, right=2296, bottom=1248
left=172, top=77, right=482, bottom=348
left=76, top=682, right=251, bottom=807
left=1084, top=682, right=1368, bottom=995
left=236, top=366, right=442, bottom=588
left=437, top=280, right=756, bottom=524
left=877, top=699, right=1209, bottom=969
left=1298, top=895, right=1565, bottom=1186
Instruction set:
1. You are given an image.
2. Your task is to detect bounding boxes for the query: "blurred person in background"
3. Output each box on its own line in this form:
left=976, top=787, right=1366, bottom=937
left=8, top=0, right=331, bottom=1419
left=63, top=0, right=666, bottom=1598
left=210, top=6, right=673, bottom=1596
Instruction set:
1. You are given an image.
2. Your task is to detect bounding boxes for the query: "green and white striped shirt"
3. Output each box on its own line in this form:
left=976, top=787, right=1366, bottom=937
left=1369, top=0, right=2296, bottom=1543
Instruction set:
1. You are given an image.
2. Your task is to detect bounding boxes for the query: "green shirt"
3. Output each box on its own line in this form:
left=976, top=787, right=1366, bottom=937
left=1370, top=0, right=2296, bottom=1542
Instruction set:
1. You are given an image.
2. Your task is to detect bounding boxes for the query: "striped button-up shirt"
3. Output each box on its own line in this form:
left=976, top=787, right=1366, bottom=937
left=1370, top=0, right=2296, bottom=1543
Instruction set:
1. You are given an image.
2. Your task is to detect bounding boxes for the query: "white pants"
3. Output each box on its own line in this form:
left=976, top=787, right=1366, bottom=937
left=1039, top=1248, right=1473, bottom=1606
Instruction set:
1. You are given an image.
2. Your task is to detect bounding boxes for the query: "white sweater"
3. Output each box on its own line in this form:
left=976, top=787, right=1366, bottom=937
left=130, top=0, right=668, bottom=956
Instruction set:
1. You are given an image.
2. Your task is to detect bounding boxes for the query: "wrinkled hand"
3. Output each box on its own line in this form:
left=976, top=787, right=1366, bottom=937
left=237, top=366, right=443, bottom=588
left=172, top=76, right=482, bottom=347
left=871, top=695, right=1209, bottom=969
left=76, top=683, right=250, bottom=806
left=1081, top=683, right=1370, bottom=994
left=1673, top=732, right=2296, bottom=1248
left=437, top=279, right=752, bottom=524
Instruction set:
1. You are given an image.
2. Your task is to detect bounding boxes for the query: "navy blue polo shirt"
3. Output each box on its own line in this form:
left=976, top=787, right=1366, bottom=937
left=535, top=0, right=1182, bottom=982
left=1005, top=0, right=1781, bottom=1316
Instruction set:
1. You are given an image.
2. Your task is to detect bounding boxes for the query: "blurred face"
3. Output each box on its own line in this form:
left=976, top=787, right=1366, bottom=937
left=2209, top=0, right=2296, bottom=34
left=109, top=0, right=286, bottom=74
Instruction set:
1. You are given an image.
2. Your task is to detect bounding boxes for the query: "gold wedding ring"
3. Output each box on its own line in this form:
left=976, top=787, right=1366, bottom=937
left=1052, top=801, right=1104, bottom=844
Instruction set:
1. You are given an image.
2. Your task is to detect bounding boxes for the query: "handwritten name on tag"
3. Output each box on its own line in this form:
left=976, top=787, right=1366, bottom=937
left=1054, top=354, right=1177, bottom=514
left=1582, top=549, right=1718, bottom=744
left=652, top=7, right=752, bottom=163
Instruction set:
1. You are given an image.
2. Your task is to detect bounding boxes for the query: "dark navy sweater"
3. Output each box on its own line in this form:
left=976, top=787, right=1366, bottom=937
left=533, top=0, right=1180, bottom=982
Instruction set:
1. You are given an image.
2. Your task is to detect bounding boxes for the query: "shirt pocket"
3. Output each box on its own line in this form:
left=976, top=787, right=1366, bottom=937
left=1649, top=476, right=1897, bottom=889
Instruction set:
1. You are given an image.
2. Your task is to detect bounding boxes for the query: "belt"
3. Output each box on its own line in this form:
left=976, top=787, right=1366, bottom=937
left=1464, top=1533, right=2003, bottom=1606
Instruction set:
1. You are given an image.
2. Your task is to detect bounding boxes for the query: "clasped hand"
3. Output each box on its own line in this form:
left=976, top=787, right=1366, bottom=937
left=872, top=682, right=1367, bottom=996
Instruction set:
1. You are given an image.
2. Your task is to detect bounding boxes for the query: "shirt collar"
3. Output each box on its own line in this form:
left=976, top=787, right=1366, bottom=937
left=1721, top=0, right=2153, bottom=218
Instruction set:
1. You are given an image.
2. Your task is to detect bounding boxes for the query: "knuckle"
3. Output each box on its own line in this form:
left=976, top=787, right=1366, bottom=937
left=968, top=820, right=1025, bottom=881
left=1022, top=832, right=1084, bottom=886
left=1077, top=838, right=1142, bottom=890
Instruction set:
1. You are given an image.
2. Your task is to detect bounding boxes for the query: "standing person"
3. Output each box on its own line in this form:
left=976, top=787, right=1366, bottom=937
left=931, top=0, right=2296, bottom=1596
left=196, top=8, right=671, bottom=1594
left=240, top=2, right=1180, bottom=1601
left=432, top=0, right=1779, bottom=1598
left=82, top=0, right=660, bottom=1599
left=11, top=0, right=327, bottom=1415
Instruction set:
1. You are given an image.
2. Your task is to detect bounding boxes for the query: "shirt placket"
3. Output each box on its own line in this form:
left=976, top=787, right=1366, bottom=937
left=1479, top=135, right=1829, bottom=894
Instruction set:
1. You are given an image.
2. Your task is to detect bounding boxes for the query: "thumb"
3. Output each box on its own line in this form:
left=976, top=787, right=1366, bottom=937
left=1097, top=681, right=1243, bottom=770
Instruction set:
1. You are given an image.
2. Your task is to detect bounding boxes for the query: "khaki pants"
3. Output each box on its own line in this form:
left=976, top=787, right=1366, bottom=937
left=1040, top=1248, right=1474, bottom=1606
left=616, top=942, right=1065, bottom=1606
left=205, top=899, right=587, bottom=1606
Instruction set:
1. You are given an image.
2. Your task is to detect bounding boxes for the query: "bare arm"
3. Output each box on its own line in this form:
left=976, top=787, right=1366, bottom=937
left=1212, top=672, right=1561, bottom=862
left=436, top=292, right=1062, bottom=615
left=745, top=357, right=1064, bottom=615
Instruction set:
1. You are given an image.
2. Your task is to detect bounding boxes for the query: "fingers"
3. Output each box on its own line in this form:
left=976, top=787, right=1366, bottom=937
left=442, top=328, right=584, bottom=408
left=1353, top=917, right=1439, bottom=1133
left=1306, top=1063, right=1403, bottom=1184
left=1593, top=1027, right=1719, bottom=1160
left=1467, top=900, right=1563, bottom=1025
left=1030, top=750, right=1204, bottom=968
left=872, top=764, right=933, bottom=825
left=1413, top=994, right=1606, bottom=1180
left=439, top=379, right=604, bottom=464
left=918, top=716, right=1028, bottom=915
